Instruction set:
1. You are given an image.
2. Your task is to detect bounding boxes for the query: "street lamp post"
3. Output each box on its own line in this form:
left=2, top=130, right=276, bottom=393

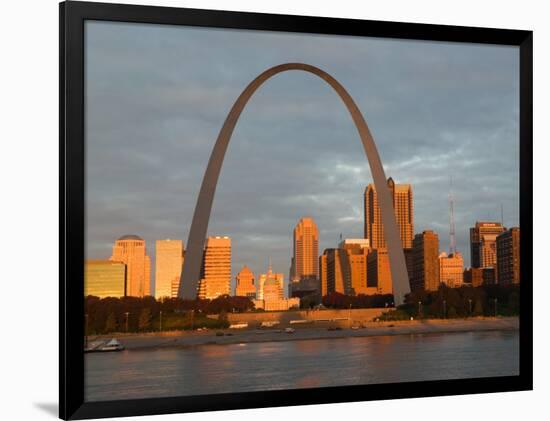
left=468, top=299, right=472, bottom=316
left=494, top=298, right=498, bottom=317
left=349, top=303, right=352, bottom=329
left=159, top=310, right=163, bottom=332
left=443, top=300, right=447, bottom=319
left=418, top=301, right=422, bottom=318
left=125, top=312, right=130, bottom=332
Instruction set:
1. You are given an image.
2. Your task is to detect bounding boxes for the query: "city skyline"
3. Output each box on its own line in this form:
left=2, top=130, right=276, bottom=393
left=87, top=213, right=518, bottom=299
left=85, top=21, right=520, bottom=291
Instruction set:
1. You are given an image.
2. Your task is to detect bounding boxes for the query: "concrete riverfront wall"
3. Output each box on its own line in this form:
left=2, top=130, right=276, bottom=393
left=224, top=308, right=393, bottom=328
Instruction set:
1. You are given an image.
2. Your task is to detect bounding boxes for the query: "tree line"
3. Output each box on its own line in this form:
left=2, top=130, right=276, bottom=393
left=85, top=295, right=254, bottom=334
left=85, top=284, right=519, bottom=334
left=381, top=284, right=520, bottom=320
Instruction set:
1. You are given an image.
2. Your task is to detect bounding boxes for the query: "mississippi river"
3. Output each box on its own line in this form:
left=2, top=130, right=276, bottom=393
left=85, top=330, right=519, bottom=401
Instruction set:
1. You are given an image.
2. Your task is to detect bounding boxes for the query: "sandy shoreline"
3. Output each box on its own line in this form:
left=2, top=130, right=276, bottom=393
left=87, top=317, right=519, bottom=351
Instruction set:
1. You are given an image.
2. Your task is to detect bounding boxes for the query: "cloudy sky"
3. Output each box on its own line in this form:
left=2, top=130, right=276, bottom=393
left=84, top=20, right=519, bottom=293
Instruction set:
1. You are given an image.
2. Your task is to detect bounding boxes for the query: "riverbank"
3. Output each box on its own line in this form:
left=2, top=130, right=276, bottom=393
left=88, top=317, right=518, bottom=351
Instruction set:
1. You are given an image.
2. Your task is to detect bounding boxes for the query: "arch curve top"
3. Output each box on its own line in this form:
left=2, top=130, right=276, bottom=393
left=178, top=63, right=410, bottom=305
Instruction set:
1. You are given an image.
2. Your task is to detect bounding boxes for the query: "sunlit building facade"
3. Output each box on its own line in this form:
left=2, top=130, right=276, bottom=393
left=84, top=260, right=126, bottom=298
left=323, top=248, right=347, bottom=295
left=496, top=227, right=520, bottom=285
left=235, top=265, right=257, bottom=298
left=319, top=254, right=328, bottom=296
left=410, top=230, right=440, bottom=291
left=366, top=248, right=393, bottom=295
left=290, top=217, right=319, bottom=281
left=198, top=236, right=231, bottom=299
left=470, top=221, right=506, bottom=269
left=155, top=239, right=184, bottom=299
left=254, top=265, right=296, bottom=310
left=110, top=234, right=151, bottom=297
left=364, top=177, right=414, bottom=249
left=438, top=251, right=464, bottom=288
left=257, top=264, right=284, bottom=300
left=340, top=239, right=371, bottom=295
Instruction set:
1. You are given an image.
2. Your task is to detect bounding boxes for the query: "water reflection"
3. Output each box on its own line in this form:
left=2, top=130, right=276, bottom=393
left=85, top=331, right=519, bottom=402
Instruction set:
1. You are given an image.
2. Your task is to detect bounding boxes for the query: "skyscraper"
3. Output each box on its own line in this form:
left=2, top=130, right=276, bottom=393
left=155, top=239, right=184, bottom=299
left=235, top=265, right=257, bottom=298
left=323, top=248, right=347, bottom=295
left=319, top=254, right=328, bottom=296
left=257, top=263, right=284, bottom=300
left=470, top=221, right=506, bottom=269
left=290, top=217, right=319, bottom=281
left=364, top=177, right=413, bottom=249
left=84, top=260, right=126, bottom=298
left=110, top=234, right=151, bottom=297
left=321, top=240, right=379, bottom=296
left=197, top=236, right=231, bottom=299
left=438, top=251, right=464, bottom=288
left=410, top=230, right=440, bottom=291
left=340, top=239, right=371, bottom=295
left=496, top=227, right=520, bottom=285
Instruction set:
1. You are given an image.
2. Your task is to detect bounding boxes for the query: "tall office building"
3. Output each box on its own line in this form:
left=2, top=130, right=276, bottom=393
left=438, top=251, right=464, bottom=288
left=257, top=263, right=284, bottom=300
left=496, top=227, right=520, bottom=285
left=322, top=248, right=347, bottom=295
left=84, top=260, right=126, bottom=298
left=155, top=239, right=184, bottom=299
left=235, top=265, right=257, bottom=298
left=364, top=177, right=414, bottom=249
left=319, top=254, right=328, bottom=296
left=410, top=230, right=440, bottom=291
left=470, top=221, right=506, bottom=268
left=366, top=248, right=393, bottom=295
left=290, top=217, right=319, bottom=281
left=110, top=234, right=151, bottom=297
left=340, top=239, right=371, bottom=295
left=321, top=240, right=378, bottom=296
left=197, top=236, right=231, bottom=299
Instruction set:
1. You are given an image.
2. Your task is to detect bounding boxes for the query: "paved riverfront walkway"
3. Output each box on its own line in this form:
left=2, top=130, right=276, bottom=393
left=88, top=317, right=519, bottom=350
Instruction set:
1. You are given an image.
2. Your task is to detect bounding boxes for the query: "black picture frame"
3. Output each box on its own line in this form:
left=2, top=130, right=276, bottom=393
left=59, top=1, right=533, bottom=419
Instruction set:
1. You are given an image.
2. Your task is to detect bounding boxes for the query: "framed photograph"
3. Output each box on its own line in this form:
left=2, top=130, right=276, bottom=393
left=60, top=1, right=533, bottom=419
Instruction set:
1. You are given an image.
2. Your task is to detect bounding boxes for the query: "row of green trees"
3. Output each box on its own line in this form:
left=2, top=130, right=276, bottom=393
left=380, top=284, right=520, bottom=320
left=85, top=295, right=253, bottom=334
left=86, top=284, right=519, bottom=333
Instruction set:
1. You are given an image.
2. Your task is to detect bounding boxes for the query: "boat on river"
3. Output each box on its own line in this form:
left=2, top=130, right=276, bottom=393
left=85, top=338, right=125, bottom=353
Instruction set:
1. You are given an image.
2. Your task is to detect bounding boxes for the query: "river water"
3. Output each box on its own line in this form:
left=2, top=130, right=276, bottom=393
left=85, top=330, right=519, bottom=402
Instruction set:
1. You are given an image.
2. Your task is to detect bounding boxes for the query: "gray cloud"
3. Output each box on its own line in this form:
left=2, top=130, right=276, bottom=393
left=84, top=21, right=519, bottom=292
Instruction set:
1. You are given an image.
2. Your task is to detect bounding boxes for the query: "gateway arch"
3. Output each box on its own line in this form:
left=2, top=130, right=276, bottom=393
left=178, top=63, right=411, bottom=305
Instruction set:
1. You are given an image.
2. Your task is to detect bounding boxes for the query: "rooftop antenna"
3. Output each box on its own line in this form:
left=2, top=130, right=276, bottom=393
left=449, top=177, right=457, bottom=255
left=500, top=203, right=504, bottom=226
left=268, top=256, right=272, bottom=273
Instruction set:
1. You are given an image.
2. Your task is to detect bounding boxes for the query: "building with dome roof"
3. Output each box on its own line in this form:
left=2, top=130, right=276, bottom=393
left=253, top=263, right=299, bottom=311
